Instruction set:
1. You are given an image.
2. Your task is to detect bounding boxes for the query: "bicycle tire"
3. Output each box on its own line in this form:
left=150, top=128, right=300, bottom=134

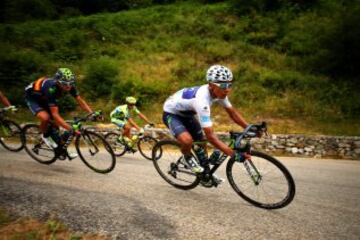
left=0, top=120, right=24, bottom=152
left=138, top=136, right=159, bottom=160
left=22, top=124, right=57, bottom=164
left=152, top=140, right=200, bottom=190
left=76, top=130, right=116, bottom=174
left=104, top=132, right=127, bottom=157
left=226, top=150, right=296, bottom=209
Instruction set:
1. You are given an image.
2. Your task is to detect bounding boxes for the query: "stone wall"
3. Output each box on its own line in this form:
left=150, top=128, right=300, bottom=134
left=94, top=127, right=360, bottom=160
left=250, top=134, right=360, bottom=159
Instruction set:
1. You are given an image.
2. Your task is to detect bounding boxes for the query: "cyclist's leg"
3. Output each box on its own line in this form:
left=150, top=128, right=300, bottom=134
left=25, top=96, right=50, bottom=134
left=111, top=118, right=125, bottom=132
left=163, top=112, right=193, bottom=154
left=181, top=115, right=225, bottom=184
left=182, top=115, right=209, bottom=164
left=25, top=96, right=57, bottom=148
left=111, top=118, right=133, bottom=147
left=163, top=112, right=203, bottom=173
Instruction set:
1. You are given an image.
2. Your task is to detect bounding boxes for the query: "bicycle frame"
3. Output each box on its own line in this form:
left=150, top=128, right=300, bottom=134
left=192, top=123, right=266, bottom=183
left=48, top=113, right=100, bottom=159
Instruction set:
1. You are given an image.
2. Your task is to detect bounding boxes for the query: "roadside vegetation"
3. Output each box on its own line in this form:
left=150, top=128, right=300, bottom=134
left=0, top=208, right=108, bottom=239
left=0, top=0, right=359, bottom=135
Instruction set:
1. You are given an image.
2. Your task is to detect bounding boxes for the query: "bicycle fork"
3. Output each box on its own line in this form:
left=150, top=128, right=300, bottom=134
left=82, top=133, right=100, bottom=156
left=243, top=159, right=262, bottom=185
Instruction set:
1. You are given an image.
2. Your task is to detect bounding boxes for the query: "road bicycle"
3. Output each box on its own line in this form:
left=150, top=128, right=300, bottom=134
left=22, top=112, right=116, bottom=174
left=0, top=106, right=23, bottom=152
left=152, top=122, right=296, bottom=209
left=104, top=124, right=160, bottom=160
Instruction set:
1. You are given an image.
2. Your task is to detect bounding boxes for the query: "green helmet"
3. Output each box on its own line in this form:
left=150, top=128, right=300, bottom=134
left=54, top=68, right=75, bottom=85
left=126, top=96, right=137, bottom=104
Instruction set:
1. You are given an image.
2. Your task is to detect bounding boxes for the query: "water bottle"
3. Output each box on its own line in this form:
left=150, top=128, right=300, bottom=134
left=193, top=145, right=208, bottom=165
left=209, top=149, right=221, bottom=164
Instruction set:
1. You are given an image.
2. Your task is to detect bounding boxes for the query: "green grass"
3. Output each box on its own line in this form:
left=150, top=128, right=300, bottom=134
left=1, top=1, right=358, bottom=135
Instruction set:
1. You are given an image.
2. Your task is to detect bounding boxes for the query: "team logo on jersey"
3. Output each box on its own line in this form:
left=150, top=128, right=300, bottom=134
left=49, top=87, right=56, bottom=94
left=200, top=116, right=211, bottom=123
left=201, top=105, right=210, bottom=114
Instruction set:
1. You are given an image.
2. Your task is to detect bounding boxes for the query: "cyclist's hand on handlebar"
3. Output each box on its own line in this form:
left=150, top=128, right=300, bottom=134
left=71, top=123, right=81, bottom=136
left=251, top=121, right=267, bottom=137
left=231, top=151, right=246, bottom=162
left=139, top=128, right=145, bottom=135
left=6, top=105, right=17, bottom=112
left=90, top=110, right=103, bottom=121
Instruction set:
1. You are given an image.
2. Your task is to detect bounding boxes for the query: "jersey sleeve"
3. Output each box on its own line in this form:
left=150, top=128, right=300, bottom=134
left=219, top=96, right=232, bottom=108
left=194, top=101, right=212, bottom=128
left=133, top=107, right=140, bottom=115
left=69, top=86, right=80, bottom=98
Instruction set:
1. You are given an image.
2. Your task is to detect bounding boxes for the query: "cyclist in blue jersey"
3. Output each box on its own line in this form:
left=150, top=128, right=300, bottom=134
left=25, top=68, right=95, bottom=155
left=163, top=65, right=250, bottom=184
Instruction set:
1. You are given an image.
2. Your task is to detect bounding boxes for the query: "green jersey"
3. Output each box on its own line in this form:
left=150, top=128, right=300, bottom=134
left=110, top=104, right=140, bottom=120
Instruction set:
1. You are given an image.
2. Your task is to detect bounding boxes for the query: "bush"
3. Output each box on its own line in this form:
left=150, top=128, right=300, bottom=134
left=111, top=76, right=167, bottom=109
left=82, top=57, right=119, bottom=100
left=0, top=48, right=48, bottom=105
left=230, top=0, right=318, bottom=15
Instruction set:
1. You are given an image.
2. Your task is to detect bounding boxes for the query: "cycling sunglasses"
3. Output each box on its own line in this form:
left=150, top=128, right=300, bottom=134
left=213, top=82, right=232, bottom=89
left=58, top=80, right=75, bottom=87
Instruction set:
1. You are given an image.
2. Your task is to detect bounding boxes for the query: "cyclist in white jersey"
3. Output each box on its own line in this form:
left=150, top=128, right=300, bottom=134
left=163, top=65, right=249, bottom=184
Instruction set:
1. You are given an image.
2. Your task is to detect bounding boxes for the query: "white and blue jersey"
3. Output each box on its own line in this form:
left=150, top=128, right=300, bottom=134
left=163, top=84, right=232, bottom=128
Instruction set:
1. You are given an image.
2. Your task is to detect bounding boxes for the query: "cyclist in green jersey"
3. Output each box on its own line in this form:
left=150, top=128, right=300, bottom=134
left=110, top=96, right=154, bottom=150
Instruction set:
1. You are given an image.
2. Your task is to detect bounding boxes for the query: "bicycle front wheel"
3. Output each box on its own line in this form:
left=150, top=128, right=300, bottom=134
left=0, top=120, right=23, bottom=152
left=104, top=132, right=127, bottom=157
left=22, top=124, right=57, bottom=164
left=226, top=151, right=296, bottom=209
left=152, top=140, right=200, bottom=190
left=76, top=130, right=116, bottom=174
left=138, top=136, right=159, bottom=160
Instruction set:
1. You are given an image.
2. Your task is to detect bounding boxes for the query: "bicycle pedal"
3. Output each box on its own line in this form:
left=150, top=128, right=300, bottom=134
left=200, top=179, right=214, bottom=188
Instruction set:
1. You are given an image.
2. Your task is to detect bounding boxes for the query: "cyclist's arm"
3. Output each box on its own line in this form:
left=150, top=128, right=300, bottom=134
left=0, top=91, right=11, bottom=107
left=203, top=127, right=234, bottom=156
left=138, top=112, right=151, bottom=124
left=127, top=118, right=141, bottom=131
left=225, top=106, right=248, bottom=129
left=75, top=95, right=93, bottom=113
left=49, top=106, right=72, bottom=131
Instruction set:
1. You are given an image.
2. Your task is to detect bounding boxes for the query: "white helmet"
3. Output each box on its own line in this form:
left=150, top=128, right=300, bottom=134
left=206, top=65, right=233, bottom=82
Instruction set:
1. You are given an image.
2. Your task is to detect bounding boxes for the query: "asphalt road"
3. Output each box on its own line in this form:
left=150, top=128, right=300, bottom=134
left=0, top=147, right=359, bottom=240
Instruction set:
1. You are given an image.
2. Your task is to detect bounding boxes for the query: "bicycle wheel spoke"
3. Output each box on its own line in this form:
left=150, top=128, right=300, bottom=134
left=77, top=131, right=116, bottom=173
left=0, top=120, right=23, bottom=151
left=23, top=124, right=57, bottom=164
left=138, top=136, right=158, bottom=160
left=227, top=151, right=295, bottom=209
left=152, top=140, right=199, bottom=189
left=105, top=132, right=126, bottom=157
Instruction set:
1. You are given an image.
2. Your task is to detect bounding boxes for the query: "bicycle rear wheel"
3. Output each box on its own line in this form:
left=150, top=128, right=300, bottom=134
left=104, top=132, right=127, bottom=157
left=22, top=124, right=57, bottom=164
left=152, top=140, right=200, bottom=190
left=138, top=136, right=159, bottom=160
left=0, top=120, right=23, bottom=152
left=76, top=130, right=116, bottom=174
left=226, top=150, right=295, bottom=209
